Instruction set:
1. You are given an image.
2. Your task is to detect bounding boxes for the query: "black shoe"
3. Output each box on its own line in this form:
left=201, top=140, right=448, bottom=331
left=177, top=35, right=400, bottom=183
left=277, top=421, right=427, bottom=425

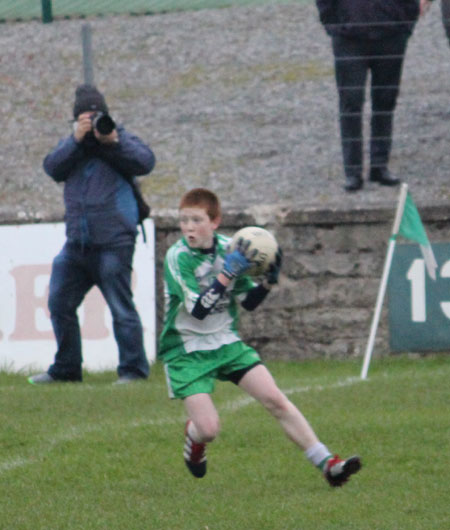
left=369, top=168, right=400, bottom=186
left=323, top=455, right=362, bottom=487
left=184, top=420, right=207, bottom=478
left=344, top=175, right=363, bottom=192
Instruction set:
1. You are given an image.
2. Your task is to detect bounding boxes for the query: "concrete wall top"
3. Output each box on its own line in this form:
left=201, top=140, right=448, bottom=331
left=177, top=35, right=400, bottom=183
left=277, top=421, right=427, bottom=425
left=2, top=199, right=450, bottom=230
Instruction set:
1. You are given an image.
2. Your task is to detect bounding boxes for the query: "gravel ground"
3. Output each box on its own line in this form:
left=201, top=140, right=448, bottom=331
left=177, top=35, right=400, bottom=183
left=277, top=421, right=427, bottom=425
left=1, top=2, right=449, bottom=222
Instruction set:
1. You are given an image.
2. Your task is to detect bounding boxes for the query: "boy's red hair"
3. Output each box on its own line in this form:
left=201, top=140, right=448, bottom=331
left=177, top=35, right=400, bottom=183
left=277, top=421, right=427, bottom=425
left=179, top=188, right=221, bottom=221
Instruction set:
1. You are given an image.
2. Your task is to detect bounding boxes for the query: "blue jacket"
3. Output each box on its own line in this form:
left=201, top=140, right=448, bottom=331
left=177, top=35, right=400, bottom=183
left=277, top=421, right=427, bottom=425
left=43, top=126, right=155, bottom=247
left=316, top=0, right=422, bottom=39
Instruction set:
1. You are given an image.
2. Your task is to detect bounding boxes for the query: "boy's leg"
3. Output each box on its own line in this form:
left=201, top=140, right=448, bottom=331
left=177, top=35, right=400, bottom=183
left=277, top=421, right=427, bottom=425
left=238, top=364, right=319, bottom=450
left=238, top=364, right=361, bottom=486
left=184, top=393, right=220, bottom=442
left=182, top=393, right=220, bottom=478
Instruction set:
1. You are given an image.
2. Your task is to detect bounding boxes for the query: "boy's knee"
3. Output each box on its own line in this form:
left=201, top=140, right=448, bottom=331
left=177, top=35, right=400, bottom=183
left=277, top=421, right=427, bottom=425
left=197, top=418, right=220, bottom=443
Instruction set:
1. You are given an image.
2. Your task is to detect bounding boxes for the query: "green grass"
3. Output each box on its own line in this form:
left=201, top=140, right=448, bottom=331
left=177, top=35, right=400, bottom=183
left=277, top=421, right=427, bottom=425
left=0, top=355, right=449, bottom=529
left=0, top=0, right=312, bottom=21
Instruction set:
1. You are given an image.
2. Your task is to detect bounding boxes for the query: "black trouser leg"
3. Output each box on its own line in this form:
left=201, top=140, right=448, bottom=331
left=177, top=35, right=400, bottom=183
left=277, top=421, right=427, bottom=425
left=369, top=33, right=409, bottom=172
left=332, top=36, right=369, bottom=180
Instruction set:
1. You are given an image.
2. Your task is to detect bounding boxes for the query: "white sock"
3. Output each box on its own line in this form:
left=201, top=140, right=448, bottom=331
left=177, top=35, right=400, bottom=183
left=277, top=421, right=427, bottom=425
left=305, top=442, right=332, bottom=468
left=187, top=420, right=202, bottom=443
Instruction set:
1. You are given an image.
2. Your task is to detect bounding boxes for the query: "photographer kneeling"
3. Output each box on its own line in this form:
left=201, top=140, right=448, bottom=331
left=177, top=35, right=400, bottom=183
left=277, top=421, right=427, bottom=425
left=29, top=84, right=156, bottom=385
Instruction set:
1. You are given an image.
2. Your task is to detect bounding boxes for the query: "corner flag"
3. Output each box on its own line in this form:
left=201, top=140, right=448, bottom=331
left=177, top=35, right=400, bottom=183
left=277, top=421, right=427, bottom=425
left=360, top=183, right=437, bottom=380
left=395, top=192, right=437, bottom=280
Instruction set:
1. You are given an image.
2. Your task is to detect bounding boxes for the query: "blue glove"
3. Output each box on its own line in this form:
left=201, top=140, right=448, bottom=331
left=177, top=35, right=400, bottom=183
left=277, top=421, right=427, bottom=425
left=222, top=238, right=252, bottom=280
left=265, top=247, right=283, bottom=285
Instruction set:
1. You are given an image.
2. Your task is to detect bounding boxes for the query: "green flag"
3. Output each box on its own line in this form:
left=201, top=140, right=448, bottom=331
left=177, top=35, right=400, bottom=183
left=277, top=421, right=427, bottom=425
left=396, top=192, right=437, bottom=280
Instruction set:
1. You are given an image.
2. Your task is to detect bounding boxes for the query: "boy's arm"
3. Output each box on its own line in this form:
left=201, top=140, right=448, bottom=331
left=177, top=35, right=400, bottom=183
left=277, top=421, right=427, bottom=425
left=191, top=247, right=282, bottom=318
left=191, top=248, right=251, bottom=320
left=191, top=276, right=228, bottom=320
left=241, top=248, right=283, bottom=311
left=240, top=283, right=270, bottom=311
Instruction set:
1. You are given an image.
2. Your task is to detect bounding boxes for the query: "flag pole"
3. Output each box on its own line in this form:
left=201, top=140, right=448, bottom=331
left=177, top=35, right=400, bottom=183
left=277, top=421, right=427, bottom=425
left=360, top=183, right=409, bottom=380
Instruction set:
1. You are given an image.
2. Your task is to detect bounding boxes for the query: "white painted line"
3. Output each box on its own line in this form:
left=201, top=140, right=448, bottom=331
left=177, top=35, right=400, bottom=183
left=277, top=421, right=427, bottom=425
left=0, top=375, right=364, bottom=475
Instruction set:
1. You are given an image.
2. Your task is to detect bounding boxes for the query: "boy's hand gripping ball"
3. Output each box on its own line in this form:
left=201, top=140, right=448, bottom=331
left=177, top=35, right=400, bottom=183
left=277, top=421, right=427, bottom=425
left=222, top=237, right=253, bottom=280
left=228, top=226, right=279, bottom=278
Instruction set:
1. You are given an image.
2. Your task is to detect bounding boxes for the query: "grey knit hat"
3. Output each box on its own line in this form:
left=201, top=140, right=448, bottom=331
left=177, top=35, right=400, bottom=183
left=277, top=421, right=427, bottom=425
left=73, top=84, right=109, bottom=118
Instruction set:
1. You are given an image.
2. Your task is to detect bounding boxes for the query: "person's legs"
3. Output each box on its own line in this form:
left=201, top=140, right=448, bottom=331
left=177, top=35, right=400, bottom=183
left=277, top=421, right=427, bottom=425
left=184, top=393, right=220, bottom=443
left=369, top=33, right=409, bottom=183
left=238, top=364, right=361, bottom=486
left=47, top=244, right=92, bottom=381
left=95, top=246, right=149, bottom=379
left=332, top=35, right=369, bottom=190
left=237, top=364, right=319, bottom=450
left=183, top=393, right=220, bottom=478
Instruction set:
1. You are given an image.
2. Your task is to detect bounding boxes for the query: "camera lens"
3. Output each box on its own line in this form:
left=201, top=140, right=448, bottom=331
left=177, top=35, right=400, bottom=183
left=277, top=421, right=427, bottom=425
left=92, top=113, right=116, bottom=135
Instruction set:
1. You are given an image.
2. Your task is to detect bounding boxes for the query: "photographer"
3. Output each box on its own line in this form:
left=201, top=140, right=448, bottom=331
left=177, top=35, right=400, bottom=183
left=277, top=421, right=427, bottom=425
left=29, top=84, right=156, bottom=385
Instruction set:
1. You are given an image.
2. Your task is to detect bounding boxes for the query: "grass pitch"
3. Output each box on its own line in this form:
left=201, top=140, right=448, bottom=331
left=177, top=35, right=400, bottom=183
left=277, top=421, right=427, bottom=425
left=0, top=355, right=448, bottom=530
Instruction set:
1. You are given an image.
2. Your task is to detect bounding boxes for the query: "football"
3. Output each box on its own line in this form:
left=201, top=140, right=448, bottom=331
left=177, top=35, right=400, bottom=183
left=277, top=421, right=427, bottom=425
left=229, top=226, right=279, bottom=277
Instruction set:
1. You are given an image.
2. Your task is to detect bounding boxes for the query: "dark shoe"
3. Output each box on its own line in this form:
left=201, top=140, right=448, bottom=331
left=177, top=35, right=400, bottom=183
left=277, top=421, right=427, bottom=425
left=344, top=175, right=363, bottom=192
left=28, top=373, right=57, bottom=385
left=184, top=420, right=207, bottom=478
left=369, top=168, right=400, bottom=186
left=324, top=455, right=362, bottom=487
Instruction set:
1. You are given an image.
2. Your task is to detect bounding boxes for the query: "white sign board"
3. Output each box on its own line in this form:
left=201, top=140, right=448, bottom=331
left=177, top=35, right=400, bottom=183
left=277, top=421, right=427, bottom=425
left=0, top=220, right=156, bottom=372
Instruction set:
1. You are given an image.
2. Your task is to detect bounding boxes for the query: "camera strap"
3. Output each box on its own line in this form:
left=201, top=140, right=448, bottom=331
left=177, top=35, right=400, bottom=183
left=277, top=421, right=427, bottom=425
left=127, top=178, right=151, bottom=243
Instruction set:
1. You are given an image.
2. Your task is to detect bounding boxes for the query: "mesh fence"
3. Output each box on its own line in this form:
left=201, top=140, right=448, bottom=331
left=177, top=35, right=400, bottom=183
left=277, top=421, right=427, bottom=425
left=0, top=0, right=307, bottom=21
left=2, top=0, right=448, bottom=45
left=1, top=1, right=449, bottom=210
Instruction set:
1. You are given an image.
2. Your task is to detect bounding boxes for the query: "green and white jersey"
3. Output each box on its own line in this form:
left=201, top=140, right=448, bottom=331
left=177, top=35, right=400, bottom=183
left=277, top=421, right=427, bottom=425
left=158, top=233, right=256, bottom=359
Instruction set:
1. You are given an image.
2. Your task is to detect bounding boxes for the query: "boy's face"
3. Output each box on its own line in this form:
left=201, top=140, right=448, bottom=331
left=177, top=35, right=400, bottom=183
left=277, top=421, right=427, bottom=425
left=179, top=207, right=220, bottom=249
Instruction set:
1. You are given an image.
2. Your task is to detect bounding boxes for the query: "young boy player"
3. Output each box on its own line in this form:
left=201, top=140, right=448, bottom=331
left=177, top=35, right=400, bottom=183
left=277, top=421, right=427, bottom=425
left=158, top=188, right=362, bottom=486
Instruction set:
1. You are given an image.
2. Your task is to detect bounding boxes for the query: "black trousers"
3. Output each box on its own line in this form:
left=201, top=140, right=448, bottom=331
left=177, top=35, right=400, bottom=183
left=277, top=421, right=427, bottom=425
left=331, top=33, right=409, bottom=178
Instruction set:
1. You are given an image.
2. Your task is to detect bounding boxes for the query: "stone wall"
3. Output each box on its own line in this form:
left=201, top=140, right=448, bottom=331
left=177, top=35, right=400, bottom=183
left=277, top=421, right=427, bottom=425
left=2, top=200, right=449, bottom=361
left=2, top=4, right=449, bottom=363
left=153, top=202, right=450, bottom=361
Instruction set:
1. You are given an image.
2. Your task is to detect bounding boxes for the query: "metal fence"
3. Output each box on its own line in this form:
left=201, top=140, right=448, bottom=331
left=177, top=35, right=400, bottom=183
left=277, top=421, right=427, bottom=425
left=1, top=1, right=448, bottom=45
left=0, top=0, right=306, bottom=22
left=1, top=0, right=449, bottom=214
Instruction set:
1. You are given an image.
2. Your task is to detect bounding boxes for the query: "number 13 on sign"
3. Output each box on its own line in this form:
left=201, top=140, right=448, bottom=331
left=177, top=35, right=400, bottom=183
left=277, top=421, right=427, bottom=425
left=407, top=258, right=450, bottom=322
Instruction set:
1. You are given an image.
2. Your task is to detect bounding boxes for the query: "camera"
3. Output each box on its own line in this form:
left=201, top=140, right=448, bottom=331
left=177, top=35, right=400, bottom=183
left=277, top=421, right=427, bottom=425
left=91, top=112, right=116, bottom=135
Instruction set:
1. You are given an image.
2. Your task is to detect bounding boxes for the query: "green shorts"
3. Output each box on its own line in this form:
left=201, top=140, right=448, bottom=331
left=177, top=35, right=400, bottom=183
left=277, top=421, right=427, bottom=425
left=162, top=341, right=261, bottom=399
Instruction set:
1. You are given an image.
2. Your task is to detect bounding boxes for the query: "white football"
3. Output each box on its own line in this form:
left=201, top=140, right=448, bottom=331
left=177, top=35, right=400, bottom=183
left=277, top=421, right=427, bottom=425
left=229, top=226, right=279, bottom=277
